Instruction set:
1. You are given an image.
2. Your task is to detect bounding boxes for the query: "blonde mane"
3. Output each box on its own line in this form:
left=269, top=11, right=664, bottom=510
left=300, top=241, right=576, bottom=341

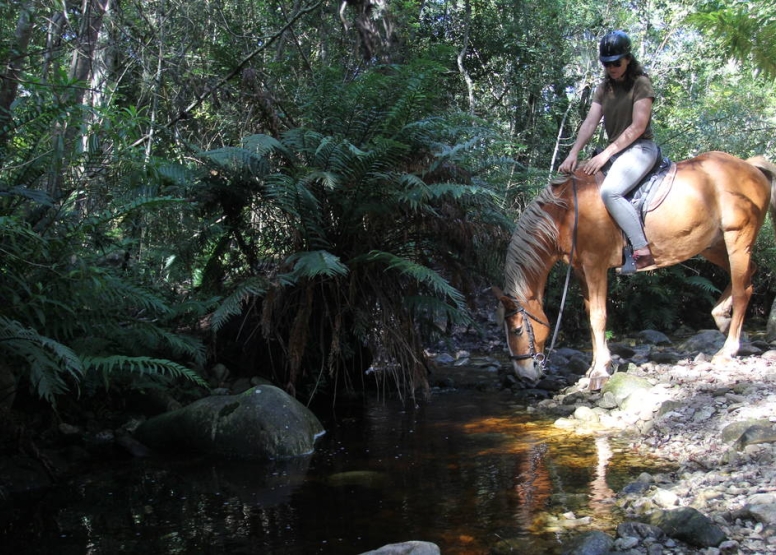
left=504, top=184, right=567, bottom=301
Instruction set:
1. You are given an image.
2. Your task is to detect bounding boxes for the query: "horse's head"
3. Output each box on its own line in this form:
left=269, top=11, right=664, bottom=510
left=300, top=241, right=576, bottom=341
left=492, top=286, right=550, bottom=384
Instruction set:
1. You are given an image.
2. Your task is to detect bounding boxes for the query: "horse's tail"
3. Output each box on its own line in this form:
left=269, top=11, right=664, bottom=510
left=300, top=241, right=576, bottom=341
left=747, top=155, right=776, bottom=234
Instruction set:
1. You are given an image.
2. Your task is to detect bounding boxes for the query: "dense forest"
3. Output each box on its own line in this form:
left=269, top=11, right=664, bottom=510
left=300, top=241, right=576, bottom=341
left=1, top=0, right=775, bottom=414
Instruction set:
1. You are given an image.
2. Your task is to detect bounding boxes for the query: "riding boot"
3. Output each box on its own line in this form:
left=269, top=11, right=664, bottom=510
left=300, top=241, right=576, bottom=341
left=633, top=246, right=655, bottom=270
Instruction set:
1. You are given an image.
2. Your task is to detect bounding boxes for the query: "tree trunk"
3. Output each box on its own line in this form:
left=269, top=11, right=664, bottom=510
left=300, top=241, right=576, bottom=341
left=47, top=0, right=111, bottom=199
left=0, top=1, right=36, bottom=156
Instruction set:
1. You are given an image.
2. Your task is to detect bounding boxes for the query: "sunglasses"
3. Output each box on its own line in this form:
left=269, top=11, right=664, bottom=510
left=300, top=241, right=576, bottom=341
left=602, top=59, right=623, bottom=68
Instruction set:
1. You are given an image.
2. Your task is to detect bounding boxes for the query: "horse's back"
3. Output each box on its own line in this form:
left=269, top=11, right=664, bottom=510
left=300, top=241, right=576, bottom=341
left=678, top=151, right=771, bottom=188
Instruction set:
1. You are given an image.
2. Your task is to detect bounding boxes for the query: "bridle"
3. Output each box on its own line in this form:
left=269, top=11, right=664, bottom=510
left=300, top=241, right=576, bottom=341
left=503, top=299, right=551, bottom=369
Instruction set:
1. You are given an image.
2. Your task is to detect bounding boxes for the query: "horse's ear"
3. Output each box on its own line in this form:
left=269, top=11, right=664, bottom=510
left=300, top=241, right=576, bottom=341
left=491, top=286, right=517, bottom=309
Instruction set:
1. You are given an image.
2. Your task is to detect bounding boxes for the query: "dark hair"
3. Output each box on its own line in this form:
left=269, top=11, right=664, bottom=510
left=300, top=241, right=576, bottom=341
left=604, top=54, right=647, bottom=91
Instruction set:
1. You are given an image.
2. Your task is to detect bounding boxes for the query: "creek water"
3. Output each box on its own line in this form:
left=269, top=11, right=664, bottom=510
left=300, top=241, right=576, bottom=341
left=3, top=387, right=670, bottom=554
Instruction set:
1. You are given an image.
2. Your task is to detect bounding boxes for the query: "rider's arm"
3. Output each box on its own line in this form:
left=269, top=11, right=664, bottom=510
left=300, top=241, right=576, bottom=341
left=601, top=97, right=653, bottom=157
left=559, top=102, right=603, bottom=173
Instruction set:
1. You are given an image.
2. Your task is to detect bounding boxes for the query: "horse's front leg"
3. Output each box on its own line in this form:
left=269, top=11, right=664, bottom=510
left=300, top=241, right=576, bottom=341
left=579, top=268, right=612, bottom=390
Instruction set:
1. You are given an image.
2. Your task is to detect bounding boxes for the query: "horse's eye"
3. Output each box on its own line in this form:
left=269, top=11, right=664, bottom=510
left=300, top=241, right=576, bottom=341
left=511, top=326, right=523, bottom=336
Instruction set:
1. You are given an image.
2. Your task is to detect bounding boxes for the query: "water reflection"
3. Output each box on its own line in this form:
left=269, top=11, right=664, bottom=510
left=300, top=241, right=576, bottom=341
left=1, top=390, right=669, bottom=554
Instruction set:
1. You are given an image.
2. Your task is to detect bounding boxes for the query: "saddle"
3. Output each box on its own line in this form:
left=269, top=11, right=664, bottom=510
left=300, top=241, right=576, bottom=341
left=596, top=146, right=677, bottom=215
left=596, top=147, right=678, bottom=273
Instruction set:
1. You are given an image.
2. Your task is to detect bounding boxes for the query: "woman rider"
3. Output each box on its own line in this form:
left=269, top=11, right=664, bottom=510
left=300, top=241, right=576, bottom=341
left=559, top=30, right=659, bottom=271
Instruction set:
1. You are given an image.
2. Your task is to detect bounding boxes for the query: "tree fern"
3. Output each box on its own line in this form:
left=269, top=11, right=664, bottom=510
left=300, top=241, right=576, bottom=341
left=186, top=63, right=512, bottom=402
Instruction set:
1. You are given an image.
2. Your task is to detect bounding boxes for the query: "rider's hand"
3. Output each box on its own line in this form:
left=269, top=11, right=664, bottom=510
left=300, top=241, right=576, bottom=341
left=558, top=154, right=578, bottom=174
left=582, top=151, right=611, bottom=175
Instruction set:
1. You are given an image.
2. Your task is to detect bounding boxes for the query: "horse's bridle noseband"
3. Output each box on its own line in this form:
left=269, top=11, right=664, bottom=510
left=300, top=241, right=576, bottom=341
left=503, top=297, right=551, bottom=368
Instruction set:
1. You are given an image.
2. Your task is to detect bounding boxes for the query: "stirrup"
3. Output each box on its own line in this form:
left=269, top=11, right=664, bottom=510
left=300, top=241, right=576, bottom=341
left=617, top=245, right=637, bottom=275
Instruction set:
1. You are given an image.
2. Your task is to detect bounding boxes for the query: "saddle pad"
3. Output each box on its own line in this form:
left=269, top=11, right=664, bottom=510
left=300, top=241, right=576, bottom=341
left=644, top=162, right=677, bottom=214
left=627, top=157, right=678, bottom=218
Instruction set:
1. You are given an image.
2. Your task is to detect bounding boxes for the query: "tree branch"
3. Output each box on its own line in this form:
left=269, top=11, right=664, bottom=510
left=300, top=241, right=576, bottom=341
left=131, top=0, right=323, bottom=147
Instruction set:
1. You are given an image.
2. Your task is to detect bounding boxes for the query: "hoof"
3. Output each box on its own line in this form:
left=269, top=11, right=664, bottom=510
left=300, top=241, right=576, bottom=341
left=588, top=375, right=609, bottom=392
left=711, top=353, right=734, bottom=366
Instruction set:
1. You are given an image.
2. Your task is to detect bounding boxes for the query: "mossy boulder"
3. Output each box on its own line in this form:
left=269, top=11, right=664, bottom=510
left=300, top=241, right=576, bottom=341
left=134, top=385, right=325, bottom=459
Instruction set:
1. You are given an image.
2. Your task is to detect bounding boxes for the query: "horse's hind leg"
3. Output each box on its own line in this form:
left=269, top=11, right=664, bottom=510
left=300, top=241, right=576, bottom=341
left=701, top=248, right=734, bottom=335
left=710, top=286, right=733, bottom=334
left=713, top=242, right=756, bottom=361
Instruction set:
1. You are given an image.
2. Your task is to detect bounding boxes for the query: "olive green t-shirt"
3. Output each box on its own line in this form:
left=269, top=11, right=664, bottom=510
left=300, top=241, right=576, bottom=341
left=592, top=75, right=655, bottom=143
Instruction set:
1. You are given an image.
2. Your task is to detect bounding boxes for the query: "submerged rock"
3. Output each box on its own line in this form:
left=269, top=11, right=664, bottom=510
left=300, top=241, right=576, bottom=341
left=134, top=385, right=324, bottom=459
left=327, top=470, right=389, bottom=489
left=561, top=530, right=614, bottom=555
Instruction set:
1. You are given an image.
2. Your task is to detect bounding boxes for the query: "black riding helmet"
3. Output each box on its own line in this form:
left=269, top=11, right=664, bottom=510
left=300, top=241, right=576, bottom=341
left=599, top=30, right=631, bottom=62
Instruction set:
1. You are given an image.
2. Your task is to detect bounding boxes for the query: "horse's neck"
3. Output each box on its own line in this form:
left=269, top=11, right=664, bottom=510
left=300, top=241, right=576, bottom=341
left=505, top=182, right=572, bottom=303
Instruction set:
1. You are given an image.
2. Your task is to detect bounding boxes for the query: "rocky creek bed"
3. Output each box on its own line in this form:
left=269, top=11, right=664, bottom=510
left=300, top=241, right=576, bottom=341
left=422, top=316, right=776, bottom=555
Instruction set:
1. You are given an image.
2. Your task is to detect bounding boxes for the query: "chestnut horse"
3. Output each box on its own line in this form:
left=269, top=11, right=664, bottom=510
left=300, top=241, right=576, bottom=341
left=494, top=151, right=776, bottom=390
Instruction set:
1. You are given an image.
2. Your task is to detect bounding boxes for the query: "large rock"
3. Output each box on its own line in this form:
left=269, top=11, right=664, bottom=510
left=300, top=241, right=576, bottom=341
left=359, top=541, right=440, bottom=555
left=601, top=372, right=652, bottom=407
left=679, top=330, right=725, bottom=354
left=134, top=385, right=324, bottom=459
left=647, top=507, right=727, bottom=547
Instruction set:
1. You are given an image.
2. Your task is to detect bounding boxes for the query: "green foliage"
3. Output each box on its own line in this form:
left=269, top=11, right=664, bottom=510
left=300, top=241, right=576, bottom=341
left=181, top=64, right=513, bottom=399
left=687, top=1, right=776, bottom=79
left=0, top=316, right=82, bottom=403
left=0, top=78, right=210, bottom=407
left=0, top=203, right=209, bottom=405
left=608, top=265, right=720, bottom=333
left=2, top=0, right=776, bottom=412
left=83, top=356, right=207, bottom=390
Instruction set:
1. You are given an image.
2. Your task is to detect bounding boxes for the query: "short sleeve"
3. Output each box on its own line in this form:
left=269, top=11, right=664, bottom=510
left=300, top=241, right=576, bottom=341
left=633, top=75, right=655, bottom=102
left=592, top=83, right=605, bottom=105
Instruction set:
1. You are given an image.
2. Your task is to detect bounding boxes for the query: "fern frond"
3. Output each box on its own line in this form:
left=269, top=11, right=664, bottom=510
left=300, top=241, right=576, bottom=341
left=0, top=316, right=83, bottom=402
left=362, top=250, right=465, bottom=307
left=82, top=355, right=208, bottom=388
left=279, top=251, right=349, bottom=286
left=202, top=146, right=269, bottom=176
left=403, top=295, right=474, bottom=327
left=100, top=274, right=174, bottom=315
left=211, top=276, right=269, bottom=332
left=684, top=275, right=720, bottom=294
left=242, top=133, right=295, bottom=161
left=0, top=185, right=54, bottom=206
left=157, top=162, right=194, bottom=187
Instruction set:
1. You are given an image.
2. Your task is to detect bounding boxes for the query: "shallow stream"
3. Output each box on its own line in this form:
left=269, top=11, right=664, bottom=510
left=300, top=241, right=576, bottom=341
left=3, top=387, right=671, bottom=554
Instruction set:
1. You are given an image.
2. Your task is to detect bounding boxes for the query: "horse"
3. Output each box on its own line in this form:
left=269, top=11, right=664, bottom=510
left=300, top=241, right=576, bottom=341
left=493, top=151, right=776, bottom=390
